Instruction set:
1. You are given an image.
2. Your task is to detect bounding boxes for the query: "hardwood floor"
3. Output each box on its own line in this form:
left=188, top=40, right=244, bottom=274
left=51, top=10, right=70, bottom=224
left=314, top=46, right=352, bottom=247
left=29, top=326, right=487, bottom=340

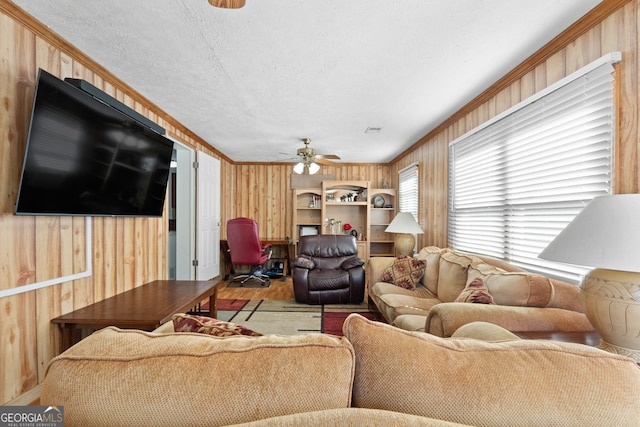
left=217, top=275, right=295, bottom=301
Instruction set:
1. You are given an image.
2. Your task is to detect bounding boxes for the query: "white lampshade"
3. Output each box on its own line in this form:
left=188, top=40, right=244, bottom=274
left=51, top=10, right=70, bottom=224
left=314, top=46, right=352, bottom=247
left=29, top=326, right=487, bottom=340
left=293, top=162, right=320, bottom=175
left=385, top=212, right=424, bottom=234
left=385, top=212, right=424, bottom=257
left=539, top=194, right=640, bottom=272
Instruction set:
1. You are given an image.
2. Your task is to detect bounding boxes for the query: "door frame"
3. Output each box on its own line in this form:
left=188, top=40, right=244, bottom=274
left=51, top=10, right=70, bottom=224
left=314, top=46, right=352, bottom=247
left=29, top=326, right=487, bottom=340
left=171, top=139, right=196, bottom=280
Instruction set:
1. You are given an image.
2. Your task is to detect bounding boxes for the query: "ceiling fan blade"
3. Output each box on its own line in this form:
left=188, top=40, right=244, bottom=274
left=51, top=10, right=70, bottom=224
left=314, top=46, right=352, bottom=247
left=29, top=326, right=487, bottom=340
left=316, top=154, right=340, bottom=160
left=315, top=158, right=338, bottom=166
left=208, top=0, right=246, bottom=8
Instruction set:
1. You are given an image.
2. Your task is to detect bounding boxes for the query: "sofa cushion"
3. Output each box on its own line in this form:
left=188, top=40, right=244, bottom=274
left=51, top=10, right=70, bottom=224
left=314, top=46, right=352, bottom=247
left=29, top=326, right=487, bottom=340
left=437, top=251, right=478, bottom=302
left=454, top=277, right=494, bottom=304
left=41, top=327, right=355, bottom=427
left=231, top=408, right=465, bottom=426
left=416, top=246, right=447, bottom=294
left=172, top=313, right=262, bottom=337
left=377, top=293, right=439, bottom=320
left=391, top=314, right=428, bottom=332
left=308, top=269, right=350, bottom=291
left=369, top=281, right=436, bottom=322
left=381, top=256, right=426, bottom=290
left=451, top=321, right=520, bottom=341
left=467, top=263, right=555, bottom=307
left=343, top=313, right=640, bottom=427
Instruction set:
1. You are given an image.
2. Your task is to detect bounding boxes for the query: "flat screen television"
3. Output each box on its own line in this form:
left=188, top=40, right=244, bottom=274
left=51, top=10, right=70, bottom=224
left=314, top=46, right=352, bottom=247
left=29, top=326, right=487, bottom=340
left=15, top=69, right=174, bottom=217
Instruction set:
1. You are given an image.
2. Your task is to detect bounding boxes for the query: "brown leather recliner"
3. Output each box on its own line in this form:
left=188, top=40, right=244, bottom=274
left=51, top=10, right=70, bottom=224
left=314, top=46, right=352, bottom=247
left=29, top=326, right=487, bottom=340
left=293, top=235, right=365, bottom=304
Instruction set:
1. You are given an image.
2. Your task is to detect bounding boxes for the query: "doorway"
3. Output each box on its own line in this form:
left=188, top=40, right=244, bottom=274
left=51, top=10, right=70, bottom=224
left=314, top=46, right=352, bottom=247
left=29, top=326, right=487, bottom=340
left=168, top=140, right=196, bottom=280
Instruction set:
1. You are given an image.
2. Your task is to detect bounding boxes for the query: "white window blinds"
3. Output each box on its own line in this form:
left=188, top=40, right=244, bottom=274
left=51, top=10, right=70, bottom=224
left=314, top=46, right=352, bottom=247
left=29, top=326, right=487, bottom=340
left=448, top=53, right=620, bottom=283
left=398, top=163, right=419, bottom=220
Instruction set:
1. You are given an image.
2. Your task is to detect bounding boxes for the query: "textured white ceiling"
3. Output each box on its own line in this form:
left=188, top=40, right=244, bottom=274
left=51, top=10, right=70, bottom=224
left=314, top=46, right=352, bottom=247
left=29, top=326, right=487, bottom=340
left=13, top=0, right=602, bottom=164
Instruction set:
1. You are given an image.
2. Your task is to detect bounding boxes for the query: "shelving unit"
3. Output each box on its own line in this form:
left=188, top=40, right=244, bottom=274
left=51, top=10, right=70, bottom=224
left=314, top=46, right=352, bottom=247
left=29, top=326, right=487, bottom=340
left=369, top=188, right=396, bottom=257
left=321, top=180, right=370, bottom=260
left=292, top=188, right=323, bottom=244
left=292, top=181, right=396, bottom=262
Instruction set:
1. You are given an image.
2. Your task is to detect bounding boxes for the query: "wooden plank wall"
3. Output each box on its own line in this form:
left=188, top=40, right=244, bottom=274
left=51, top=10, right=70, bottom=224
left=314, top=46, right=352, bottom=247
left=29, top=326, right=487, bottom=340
left=0, top=3, right=230, bottom=404
left=221, top=163, right=392, bottom=240
left=390, top=0, right=639, bottom=251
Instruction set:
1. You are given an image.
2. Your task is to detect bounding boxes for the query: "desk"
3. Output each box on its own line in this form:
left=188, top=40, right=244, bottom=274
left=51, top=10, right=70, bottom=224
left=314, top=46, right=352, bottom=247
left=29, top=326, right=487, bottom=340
left=221, top=238, right=291, bottom=280
left=51, top=279, right=222, bottom=352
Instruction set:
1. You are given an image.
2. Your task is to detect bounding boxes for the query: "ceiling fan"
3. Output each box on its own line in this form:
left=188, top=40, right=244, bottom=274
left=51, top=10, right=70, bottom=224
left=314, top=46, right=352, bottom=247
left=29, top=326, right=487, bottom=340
left=208, top=0, right=245, bottom=9
left=292, top=138, right=341, bottom=175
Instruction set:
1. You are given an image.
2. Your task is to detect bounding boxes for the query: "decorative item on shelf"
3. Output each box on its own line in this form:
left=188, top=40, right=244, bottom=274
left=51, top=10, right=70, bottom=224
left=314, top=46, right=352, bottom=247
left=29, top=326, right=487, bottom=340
left=385, top=212, right=424, bottom=257
left=373, top=195, right=385, bottom=208
left=307, top=195, right=321, bottom=208
left=538, top=194, right=640, bottom=362
left=325, top=218, right=332, bottom=234
left=343, top=223, right=352, bottom=234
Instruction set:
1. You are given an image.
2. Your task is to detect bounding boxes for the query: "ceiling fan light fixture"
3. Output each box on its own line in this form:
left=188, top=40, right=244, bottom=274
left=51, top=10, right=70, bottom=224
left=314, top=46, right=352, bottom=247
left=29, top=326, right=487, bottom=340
left=293, top=162, right=305, bottom=174
left=309, top=162, right=320, bottom=175
left=293, top=162, right=320, bottom=175
left=208, top=0, right=246, bottom=9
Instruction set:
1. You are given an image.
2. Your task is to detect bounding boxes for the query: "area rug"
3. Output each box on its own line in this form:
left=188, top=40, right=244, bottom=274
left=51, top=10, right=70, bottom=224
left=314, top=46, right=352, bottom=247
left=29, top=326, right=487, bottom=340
left=201, top=299, right=384, bottom=336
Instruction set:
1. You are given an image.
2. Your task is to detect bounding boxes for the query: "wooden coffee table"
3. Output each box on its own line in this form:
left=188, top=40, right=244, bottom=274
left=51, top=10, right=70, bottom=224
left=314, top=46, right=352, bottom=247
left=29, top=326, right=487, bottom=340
left=52, top=279, right=222, bottom=352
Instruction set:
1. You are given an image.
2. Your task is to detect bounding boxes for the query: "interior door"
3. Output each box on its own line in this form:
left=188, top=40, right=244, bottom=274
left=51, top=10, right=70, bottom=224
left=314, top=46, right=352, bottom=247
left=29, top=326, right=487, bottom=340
left=195, top=151, right=220, bottom=280
left=173, top=142, right=196, bottom=280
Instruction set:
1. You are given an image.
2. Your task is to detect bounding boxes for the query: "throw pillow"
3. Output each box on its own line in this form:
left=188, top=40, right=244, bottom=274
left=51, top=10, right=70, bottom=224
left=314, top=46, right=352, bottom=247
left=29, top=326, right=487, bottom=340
left=381, top=256, right=426, bottom=290
left=454, top=277, right=495, bottom=304
left=172, top=313, right=262, bottom=337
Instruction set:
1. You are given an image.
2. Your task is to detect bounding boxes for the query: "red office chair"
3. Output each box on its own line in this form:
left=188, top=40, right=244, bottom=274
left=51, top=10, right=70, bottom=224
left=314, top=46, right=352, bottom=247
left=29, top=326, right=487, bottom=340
left=226, top=217, right=272, bottom=285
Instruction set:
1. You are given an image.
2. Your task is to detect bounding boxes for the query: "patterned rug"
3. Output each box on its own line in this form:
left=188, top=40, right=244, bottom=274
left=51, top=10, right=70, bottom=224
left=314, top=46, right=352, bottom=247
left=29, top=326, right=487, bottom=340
left=202, top=299, right=384, bottom=336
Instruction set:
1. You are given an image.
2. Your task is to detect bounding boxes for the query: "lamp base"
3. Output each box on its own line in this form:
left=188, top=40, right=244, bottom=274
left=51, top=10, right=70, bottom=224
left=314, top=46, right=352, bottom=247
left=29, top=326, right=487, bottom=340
left=580, top=268, right=640, bottom=362
left=394, top=233, right=415, bottom=257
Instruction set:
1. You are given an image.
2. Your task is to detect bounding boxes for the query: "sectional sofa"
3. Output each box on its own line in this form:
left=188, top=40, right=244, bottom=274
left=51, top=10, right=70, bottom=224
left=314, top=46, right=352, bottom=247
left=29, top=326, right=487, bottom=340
left=39, top=314, right=640, bottom=426
left=368, top=246, right=594, bottom=336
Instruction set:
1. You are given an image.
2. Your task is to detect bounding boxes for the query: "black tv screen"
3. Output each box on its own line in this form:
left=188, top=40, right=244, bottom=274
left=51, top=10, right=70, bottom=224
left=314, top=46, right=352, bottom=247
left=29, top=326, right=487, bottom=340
left=15, top=69, right=174, bottom=217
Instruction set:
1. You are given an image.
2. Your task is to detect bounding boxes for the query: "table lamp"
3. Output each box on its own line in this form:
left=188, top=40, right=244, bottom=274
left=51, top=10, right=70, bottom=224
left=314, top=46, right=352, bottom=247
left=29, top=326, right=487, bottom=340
left=385, top=212, right=424, bottom=257
left=538, top=194, right=640, bottom=362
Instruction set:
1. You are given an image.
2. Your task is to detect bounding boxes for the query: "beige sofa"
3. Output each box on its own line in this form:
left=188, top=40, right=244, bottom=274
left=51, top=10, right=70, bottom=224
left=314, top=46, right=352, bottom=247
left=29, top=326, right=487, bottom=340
left=40, top=314, right=640, bottom=426
left=368, top=246, right=595, bottom=336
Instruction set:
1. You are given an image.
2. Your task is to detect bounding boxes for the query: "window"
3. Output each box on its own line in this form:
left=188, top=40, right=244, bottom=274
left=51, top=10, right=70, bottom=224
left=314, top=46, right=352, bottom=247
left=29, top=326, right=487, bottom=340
left=398, top=163, right=418, bottom=220
left=448, top=53, right=620, bottom=283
